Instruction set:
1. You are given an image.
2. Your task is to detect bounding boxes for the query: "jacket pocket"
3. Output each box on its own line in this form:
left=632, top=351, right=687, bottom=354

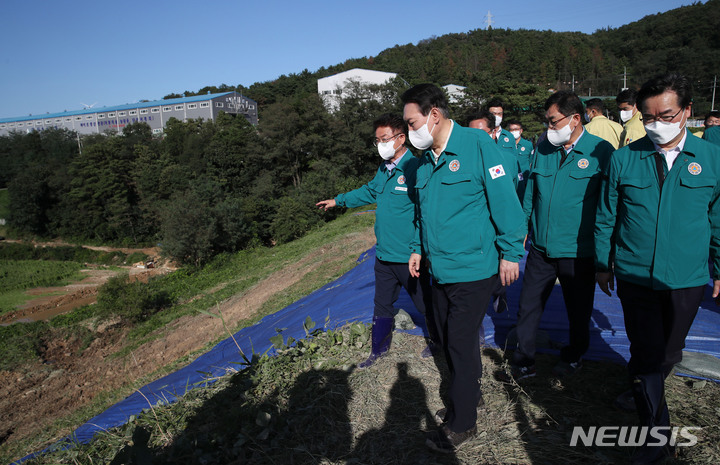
left=619, top=177, right=651, bottom=189
left=679, top=175, right=715, bottom=189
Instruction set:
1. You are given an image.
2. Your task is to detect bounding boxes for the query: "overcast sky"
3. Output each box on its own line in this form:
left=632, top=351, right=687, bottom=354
left=0, top=0, right=702, bottom=119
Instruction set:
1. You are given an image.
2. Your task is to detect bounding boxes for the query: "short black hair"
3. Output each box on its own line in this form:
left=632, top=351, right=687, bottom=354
left=505, top=119, right=522, bottom=129
left=616, top=88, right=637, bottom=106
left=705, top=111, right=720, bottom=124
left=637, top=74, right=692, bottom=113
left=486, top=98, right=504, bottom=110
left=401, top=84, right=450, bottom=118
left=545, top=90, right=584, bottom=117
left=373, top=113, right=408, bottom=138
left=585, top=98, right=606, bottom=114
left=464, top=109, right=495, bottom=129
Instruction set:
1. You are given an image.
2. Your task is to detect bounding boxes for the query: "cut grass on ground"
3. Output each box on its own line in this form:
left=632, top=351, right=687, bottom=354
left=19, top=327, right=720, bottom=465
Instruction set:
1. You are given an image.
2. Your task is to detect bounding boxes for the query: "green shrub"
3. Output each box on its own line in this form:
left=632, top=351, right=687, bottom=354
left=0, top=321, right=49, bottom=370
left=96, top=276, right=175, bottom=323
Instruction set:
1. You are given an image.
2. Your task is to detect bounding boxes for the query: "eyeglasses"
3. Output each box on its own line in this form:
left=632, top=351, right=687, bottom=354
left=642, top=108, right=683, bottom=125
left=373, top=133, right=402, bottom=146
left=543, top=113, right=575, bottom=129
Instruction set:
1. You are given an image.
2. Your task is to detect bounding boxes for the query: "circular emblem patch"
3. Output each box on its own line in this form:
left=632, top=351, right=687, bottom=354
left=449, top=160, right=460, bottom=172
left=577, top=158, right=589, bottom=169
left=504, top=137, right=510, bottom=143
left=688, top=162, right=702, bottom=175
left=521, top=147, right=526, bottom=152
left=397, top=175, right=406, bottom=185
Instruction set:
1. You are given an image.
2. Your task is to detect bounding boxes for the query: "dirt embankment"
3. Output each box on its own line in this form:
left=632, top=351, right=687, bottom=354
left=0, top=229, right=375, bottom=459
left=0, top=241, right=172, bottom=325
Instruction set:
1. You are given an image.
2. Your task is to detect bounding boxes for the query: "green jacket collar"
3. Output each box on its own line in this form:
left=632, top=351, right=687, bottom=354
left=637, top=130, right=698, bottom=159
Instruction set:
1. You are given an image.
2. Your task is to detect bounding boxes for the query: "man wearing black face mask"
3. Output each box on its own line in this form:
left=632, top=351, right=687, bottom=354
left=317, top=113, right=438, bottom=368
left=499, top=90, right=613, bottom=383
left=595, top=74, right=720, bottom=464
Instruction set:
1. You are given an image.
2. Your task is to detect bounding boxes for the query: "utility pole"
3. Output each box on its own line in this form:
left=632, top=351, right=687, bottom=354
left=712, top=75, right=717, bottom=111
left=484, top=10, right=494, bottom=30
left=622, top=67, right=628, bottom=91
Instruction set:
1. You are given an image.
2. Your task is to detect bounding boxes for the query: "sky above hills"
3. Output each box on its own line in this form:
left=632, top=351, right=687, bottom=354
left=0, top=0, right=702, bottom=119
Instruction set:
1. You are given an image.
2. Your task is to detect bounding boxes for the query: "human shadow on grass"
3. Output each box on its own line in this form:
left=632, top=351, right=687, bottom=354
left=144, top=358, right=458, bottom=464
left=142, top=365, right=354, bottom=464
left=352, top=361, right=460, bottom=464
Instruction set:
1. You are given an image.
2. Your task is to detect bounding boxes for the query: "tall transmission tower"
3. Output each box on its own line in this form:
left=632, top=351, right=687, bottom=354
left=484, top=10, right=494, bottom=30
left=620, top=66, right=630, bottom=91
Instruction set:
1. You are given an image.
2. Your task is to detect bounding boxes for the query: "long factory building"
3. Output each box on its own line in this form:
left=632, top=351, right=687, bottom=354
left=0, top=92, right=258, bottom=137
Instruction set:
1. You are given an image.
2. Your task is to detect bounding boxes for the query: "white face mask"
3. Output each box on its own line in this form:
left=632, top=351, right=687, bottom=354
left=547, top=118, right=575, bottom=146
left=584, top=113, right=591, bottom=123
left=377, top=139, right=397, bottom=160
left=408, top=112, right=436, bottom=150
left=644, top=114, right=686, bottom=146
left=620, top=110, right=634, bottom=123
left=494, top=115, right=503, bottom=127
left=510, top=130, right=521, bottom=140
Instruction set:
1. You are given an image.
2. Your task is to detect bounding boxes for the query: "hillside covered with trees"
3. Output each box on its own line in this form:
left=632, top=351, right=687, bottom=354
left=1, top=0, right=718, bottom=264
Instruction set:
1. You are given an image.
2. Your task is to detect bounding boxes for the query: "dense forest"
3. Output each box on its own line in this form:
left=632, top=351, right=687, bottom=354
left=1, top=0, right=718, bottom=265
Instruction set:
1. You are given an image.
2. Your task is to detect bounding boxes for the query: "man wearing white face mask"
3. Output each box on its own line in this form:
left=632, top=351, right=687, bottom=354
left=403, top=84, right=525, bottom=453
left=486, top=99, right=511, bottom=144
left=317, top=113, right=437, bottom=368
left=617, top=88, right=646, bottom=147
left=595, top=74, right=720, bottom=464
left=499, top=90, right=613, bottom=383
left=584, top=98, right=624, bottom=149
left=507, top=119, right=534, bottom=200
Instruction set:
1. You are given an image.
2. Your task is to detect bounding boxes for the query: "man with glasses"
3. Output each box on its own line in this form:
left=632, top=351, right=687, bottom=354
left=499, top=90, right=613, bottom=382
left=595, top=74, right=720, bottom=464
left=317, top=113, right=437, bottom=368
left=701, top=111, right=720, bottom=146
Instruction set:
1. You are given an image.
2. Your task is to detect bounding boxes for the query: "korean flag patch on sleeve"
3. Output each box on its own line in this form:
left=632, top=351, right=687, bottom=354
left=489, top=164, right=506, bottom=179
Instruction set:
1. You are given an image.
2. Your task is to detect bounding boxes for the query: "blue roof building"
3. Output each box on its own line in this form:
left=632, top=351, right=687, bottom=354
left=0, top=92, right=258, bottom=137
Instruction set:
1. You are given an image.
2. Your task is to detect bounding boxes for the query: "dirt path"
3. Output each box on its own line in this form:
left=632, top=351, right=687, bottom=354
left=0, top=228, right=375, bottom=459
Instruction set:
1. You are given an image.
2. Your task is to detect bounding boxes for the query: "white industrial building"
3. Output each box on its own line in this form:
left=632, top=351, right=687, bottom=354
left=0, top=92, right=258, bottom=137
left=442, top=84, right=467, bottom=104
left=317, top=68, right=398, bottom=112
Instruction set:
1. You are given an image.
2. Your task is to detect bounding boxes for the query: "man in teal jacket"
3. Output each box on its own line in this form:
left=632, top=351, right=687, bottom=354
left=703, top=124, right=720, bottom=147
left=317, top=113, right=436, bottom=368
left=507, top=119, right=535, bottom=198
left=500, top=90, right=614, bottom=382
left=595, top=74, right=720, bottom=464
left=465, top=108, right=522, bottom=314
left=403, top=84, right=525, bottom=453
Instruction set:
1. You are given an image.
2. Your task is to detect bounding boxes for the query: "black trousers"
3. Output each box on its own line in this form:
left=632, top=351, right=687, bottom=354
left=374, top=257, right=433, bottom=320
left=514, top=247, right=595, bottom=366
left=616, top=279, right=703, bottom=377
left=432, top=276, right=495, bottom=433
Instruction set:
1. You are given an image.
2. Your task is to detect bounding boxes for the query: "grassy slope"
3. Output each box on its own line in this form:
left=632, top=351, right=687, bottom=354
left=0, top=208, right=376, bottom=464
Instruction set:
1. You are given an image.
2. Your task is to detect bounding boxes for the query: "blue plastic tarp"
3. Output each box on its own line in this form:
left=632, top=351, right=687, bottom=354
left=13, top=246, right=720, bottom=463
